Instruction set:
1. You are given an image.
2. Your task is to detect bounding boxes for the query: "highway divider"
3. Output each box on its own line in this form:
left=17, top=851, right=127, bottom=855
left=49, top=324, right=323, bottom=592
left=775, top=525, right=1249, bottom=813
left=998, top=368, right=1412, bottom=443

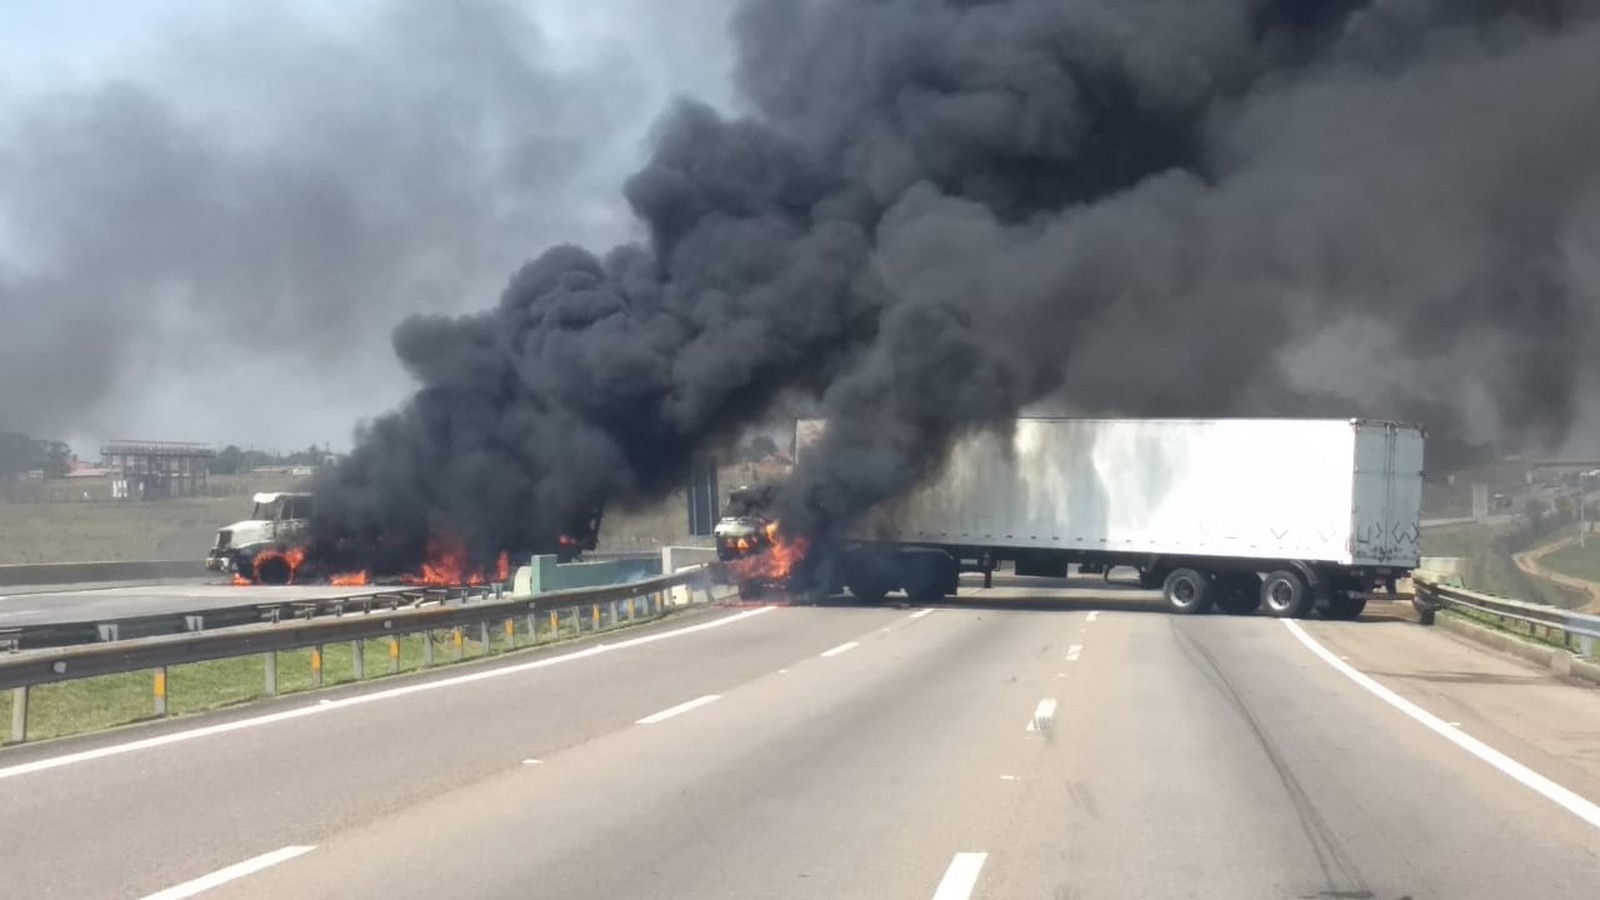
left=1412, top=575, right=1600, bottom=685
left=0, top=559, right=201, bottom=587
left=2, top=564, right=734, bottom=746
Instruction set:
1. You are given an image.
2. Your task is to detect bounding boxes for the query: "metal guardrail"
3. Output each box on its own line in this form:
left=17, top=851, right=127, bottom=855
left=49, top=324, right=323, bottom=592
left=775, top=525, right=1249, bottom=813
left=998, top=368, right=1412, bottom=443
left=3, top=565, right=725, bottom=745
left=1412, top=575, right=1600, bottom=660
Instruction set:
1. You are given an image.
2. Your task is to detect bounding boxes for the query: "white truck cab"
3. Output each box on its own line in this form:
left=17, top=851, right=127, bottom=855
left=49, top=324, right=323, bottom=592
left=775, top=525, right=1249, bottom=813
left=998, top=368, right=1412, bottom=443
left=206, top=492, right=315, bottom=574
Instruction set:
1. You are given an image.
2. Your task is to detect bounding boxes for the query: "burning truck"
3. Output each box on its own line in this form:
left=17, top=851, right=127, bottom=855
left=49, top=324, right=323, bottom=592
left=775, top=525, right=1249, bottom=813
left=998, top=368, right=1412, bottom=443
left=714, top=417, right=1423, bottom=618
left=206, top=491, right=602, bottom=587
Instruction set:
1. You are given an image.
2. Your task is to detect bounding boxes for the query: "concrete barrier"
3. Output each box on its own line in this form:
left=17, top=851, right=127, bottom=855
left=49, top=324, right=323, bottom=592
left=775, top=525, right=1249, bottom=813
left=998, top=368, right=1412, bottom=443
left=0, top=560, right=201, bottom=587
left=660, top=547, right=721, bottom=606
left=512, top=553, right=663, bottom=596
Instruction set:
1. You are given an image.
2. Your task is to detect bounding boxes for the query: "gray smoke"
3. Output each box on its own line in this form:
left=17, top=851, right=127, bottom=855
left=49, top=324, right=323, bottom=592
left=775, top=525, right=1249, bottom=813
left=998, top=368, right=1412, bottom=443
left=313, top=0, right=1600, bottom=564
left=0, top=0, right=704, bottom=445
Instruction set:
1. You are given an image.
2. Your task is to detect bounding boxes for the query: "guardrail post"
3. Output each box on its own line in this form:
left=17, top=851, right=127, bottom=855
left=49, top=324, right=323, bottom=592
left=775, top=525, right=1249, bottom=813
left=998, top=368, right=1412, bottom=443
left=423, top=630, right=435, bottom=667
left=549, top=610, right=558, bottom=636
left=154, top=666, right=168, bottom=718
left=479, top=621, right=491, bottom=654
left=504, top=618, right=516, bottom=649
left=264, top=652, right=278, bottom=698
left=527, top=613, right=538, bottom=642
left=311, top=645, right=324, bottom=688
left=388, top=637, right=400, bottom=674
left=10, top=685, right=27, bottom=744
left=1580, top=635, right=1595, bottom=660
left=608, top=599, right=618, bottom=629
left=352, top=641, right=365, bottom=680
left=453, top=627, right=464, bottom=660
left=592, top=604, right=600, bottom=631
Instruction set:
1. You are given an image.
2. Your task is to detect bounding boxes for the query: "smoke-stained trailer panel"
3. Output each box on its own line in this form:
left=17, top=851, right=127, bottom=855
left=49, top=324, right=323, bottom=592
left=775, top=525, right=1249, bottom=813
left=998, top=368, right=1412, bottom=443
left=799, top=418, right=1424, bottom=569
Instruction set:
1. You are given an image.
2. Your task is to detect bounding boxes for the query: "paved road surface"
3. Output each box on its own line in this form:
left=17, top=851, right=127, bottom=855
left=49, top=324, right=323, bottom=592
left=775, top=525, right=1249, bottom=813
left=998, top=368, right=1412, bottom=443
left=0, top=581, right=395, bottom=626
left=1, top=585, right=1598, bottom=898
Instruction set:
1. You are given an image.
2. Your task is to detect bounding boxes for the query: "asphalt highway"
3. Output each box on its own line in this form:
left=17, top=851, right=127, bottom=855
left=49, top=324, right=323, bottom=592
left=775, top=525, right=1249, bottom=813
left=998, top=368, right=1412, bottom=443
left=1, top=581, right=1598, bottom=899
left=0, top=580, right=396, bottom=626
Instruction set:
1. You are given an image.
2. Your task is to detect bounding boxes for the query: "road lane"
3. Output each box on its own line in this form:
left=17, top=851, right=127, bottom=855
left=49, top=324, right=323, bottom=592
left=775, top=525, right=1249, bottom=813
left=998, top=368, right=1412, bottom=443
left=0, top=604, right=921, bottom=899
left=213, top=603, right=1071, bottom=899
left=221, top=606, right=1599, bottom=900
left=979, top=611, right=1600, bottom=898
left=0, top=580, right=380, bottom=625
left=4, top=593, right=1599, bottom=899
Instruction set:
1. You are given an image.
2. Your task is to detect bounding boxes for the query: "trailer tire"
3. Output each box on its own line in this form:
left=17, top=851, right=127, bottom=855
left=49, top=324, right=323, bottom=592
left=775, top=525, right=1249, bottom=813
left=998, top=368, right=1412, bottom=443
left=1162, top=568, right=1214, bottom=615
left=1321, top=595, right=1367, bottom=620
left=1214, top=573, right=1263, bottom=615
left=848, top=580, right=890, bottom=604
left=1261, top=569, right=1313, bottom=618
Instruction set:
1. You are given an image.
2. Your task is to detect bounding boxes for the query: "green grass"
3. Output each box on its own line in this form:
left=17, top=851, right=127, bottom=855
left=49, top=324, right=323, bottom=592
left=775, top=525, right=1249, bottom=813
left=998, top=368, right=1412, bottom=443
left=1440, top=608, right=1596, bottom=660
left=1534, top=536, right=1600, bottom=586
left=1419, top=521, right=1589, bottom=609
left=2, top=601, right=658, bottom=746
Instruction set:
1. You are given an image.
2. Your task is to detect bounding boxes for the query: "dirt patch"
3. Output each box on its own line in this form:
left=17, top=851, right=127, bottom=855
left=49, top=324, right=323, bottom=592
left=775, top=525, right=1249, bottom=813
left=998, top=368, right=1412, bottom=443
left=1513, top=531, right=1600, bottom=614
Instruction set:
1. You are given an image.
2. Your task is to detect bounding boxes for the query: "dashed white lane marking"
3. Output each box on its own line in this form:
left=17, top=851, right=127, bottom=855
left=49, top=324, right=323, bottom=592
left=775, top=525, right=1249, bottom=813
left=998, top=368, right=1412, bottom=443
left=910, top=608, right=935, bottom=619
left=1064, top=644, right=1083, bottom=662
left=1086, top=611, right=1100, bottom=622
left=522, top=759, right=543, bottom=766
left=1284, top=619, right=1600, bottom=832
left=635, top=694, right=721, bottom=725
left=820, top=640, right=860, bottom=658
left=931, top=852, right=988, bottom=900
left=0, top=606, right=775, bottom=782
left=1025, top=698, right=1058, bottom=732
left=138, top=845, right=314, bottom=899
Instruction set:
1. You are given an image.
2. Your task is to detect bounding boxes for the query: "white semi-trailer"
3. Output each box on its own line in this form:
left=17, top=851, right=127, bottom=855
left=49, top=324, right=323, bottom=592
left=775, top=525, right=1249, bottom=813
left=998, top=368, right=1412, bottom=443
left=721, top=417, right=1424, bottom=619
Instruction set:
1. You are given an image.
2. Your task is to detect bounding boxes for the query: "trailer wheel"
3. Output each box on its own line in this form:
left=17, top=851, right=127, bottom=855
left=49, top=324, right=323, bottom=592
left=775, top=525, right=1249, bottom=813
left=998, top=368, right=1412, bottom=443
left=1261, top=569, right=1313, bottom=618
left=848, top=579, right=890, bottom=605
left=1321, top=595, right=1367, bottom=620
left=1214, top=573, right=1263, bottom=615
left=1162, top=568, right=1214, bottom=615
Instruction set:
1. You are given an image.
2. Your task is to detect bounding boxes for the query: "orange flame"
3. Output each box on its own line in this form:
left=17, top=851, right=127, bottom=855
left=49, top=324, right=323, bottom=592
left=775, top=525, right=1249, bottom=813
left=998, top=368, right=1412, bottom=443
left=729, top=521, right=809, bottom=584
left=402, top=537, right=512, bottom=586
left=330, top=570, right=370, bottom=586
left=241, top=546, right=308, bottom=585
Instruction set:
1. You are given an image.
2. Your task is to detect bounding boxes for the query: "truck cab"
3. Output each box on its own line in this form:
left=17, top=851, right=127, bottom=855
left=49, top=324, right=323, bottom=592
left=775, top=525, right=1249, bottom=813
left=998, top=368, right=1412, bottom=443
left=206, top=492, right=314, bottom=574
left=713, top=484, right=778, bottom=561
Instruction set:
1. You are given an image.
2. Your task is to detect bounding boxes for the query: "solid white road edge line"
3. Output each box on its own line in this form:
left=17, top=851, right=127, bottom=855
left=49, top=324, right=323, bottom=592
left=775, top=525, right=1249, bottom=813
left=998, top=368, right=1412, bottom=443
left=1283, top=619, right=1600, bottom=831
left=0, top=606, right=776, bottom=782
left=138, top=845, right=315, bottom=900
left=1065, top=644, right=1083, bottom=662
left=931, top=851, right=988, bottom=900
left=635, top=694, right=721, bottom=725
left=910, top=608, right=935, bottom=619
left=820, top=640, right=860, bottom=658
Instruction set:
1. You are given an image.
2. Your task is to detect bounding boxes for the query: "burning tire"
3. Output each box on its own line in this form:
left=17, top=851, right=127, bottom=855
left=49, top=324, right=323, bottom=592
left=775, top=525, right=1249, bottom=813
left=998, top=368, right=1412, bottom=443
left=253, top=554, right=294, bottom=585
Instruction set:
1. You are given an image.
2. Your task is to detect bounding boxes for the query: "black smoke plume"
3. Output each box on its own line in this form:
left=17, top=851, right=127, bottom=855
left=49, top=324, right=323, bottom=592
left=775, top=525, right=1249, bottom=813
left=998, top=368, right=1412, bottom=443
left=314, top=0, right=1600, bottom=566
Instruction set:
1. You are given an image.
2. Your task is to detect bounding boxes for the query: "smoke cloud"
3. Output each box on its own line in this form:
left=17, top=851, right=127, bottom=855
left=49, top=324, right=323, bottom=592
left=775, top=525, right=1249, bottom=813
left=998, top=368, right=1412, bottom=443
left=315, top=0, right=1600, bottom=564
left=0, top=0, right=723, bottom=448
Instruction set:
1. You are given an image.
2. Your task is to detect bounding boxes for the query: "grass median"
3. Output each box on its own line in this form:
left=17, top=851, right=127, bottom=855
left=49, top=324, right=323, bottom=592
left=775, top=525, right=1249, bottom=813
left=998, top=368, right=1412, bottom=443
left=2, top=603, right=655, bottom=746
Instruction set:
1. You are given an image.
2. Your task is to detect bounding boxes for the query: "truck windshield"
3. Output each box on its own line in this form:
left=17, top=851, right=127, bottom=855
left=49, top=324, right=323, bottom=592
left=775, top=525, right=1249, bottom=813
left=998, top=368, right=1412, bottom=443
left=251, top=502, right=280, bottom=521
